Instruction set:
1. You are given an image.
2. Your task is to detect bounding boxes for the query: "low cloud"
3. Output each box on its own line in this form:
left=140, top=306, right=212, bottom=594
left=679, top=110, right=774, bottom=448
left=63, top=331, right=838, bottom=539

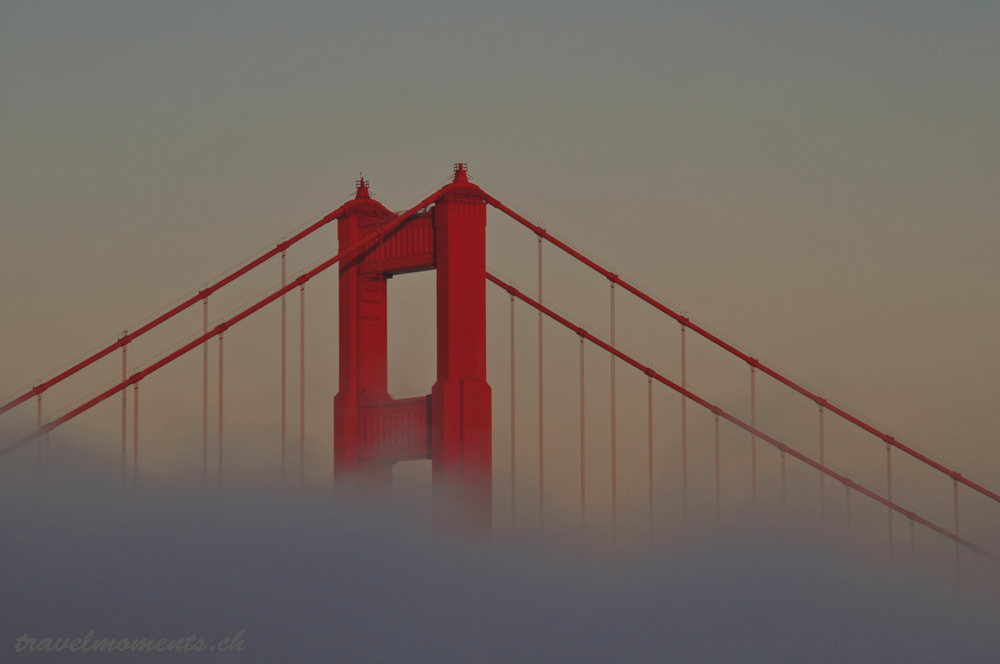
left=2, top=444, right=998, bottom=663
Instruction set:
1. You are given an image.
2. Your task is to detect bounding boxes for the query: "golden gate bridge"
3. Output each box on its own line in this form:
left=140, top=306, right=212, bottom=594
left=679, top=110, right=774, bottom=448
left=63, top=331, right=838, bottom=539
left=2, top=164, right=996, bottom=591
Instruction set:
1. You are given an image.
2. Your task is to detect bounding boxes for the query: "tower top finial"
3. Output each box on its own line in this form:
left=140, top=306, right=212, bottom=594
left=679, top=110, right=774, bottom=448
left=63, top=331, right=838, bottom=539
left=355, top=174, right=370, bottom=199
left=453, top=163, right=468, bottom=183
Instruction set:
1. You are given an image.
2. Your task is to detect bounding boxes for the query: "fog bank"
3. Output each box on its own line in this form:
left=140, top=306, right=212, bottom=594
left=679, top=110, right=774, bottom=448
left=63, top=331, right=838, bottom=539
left=2, top=447, right=998, bottom=663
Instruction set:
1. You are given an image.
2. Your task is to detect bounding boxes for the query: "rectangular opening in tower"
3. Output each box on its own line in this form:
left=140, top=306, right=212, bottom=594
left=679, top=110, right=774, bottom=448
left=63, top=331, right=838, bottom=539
left=386, top=270, right=437, bottom=398
left=387, top=269, right=436, bottom=494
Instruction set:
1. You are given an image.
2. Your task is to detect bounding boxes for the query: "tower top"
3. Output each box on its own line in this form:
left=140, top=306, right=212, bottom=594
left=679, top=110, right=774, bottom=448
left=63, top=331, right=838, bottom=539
left=453, top=163, right=468, bottom=184
left=355, top=174, right=370, bottom=199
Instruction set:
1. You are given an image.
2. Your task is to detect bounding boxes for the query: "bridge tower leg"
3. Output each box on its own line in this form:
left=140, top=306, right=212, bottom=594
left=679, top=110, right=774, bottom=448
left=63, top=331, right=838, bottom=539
left=333, top=177, right=395, bottom=488
left=432, top=165, right=492, bottom=529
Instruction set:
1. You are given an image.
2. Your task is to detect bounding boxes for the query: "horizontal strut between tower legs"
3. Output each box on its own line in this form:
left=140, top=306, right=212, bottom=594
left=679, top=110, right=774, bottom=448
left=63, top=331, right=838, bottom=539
left=483, top=194, right=996, bottom=506
left=485, top=272, right=998, bottom=562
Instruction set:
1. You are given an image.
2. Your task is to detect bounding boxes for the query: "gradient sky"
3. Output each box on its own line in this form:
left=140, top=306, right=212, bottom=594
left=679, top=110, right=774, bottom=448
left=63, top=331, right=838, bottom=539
left=4, top=3, right=1000, bottom=660
left=2, top=1, right=999, bottom=530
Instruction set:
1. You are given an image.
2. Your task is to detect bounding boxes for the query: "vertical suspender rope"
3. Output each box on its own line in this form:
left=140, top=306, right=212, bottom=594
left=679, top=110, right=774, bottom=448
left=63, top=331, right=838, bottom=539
left=681, top=325, right=687, bottom=526
left=846, top=483, right=851, bottom=541
left=36, top=394, right=42, bottom=488
left=281, top=251, right=287, bottom=487
left=781, top=449, right=786, bottom=518
left=648, top=374, right=653, bottom=539
left=203, top=300, right=209, bottom=489
left=132, top=383, right=139, bottom=498
left=610, top=280, right=617, bottom=544
left=218, top=332, right=224, bottom=489
left=122, top=343, right=128, bottom=490
left=887, top=443, right=893, bottom=561
left=538, top=236, right=544, bottom=527
left=580, top=333, right=586, bottom=538
left=819, top=405, right=825, bottom=526
left=300, top=283, right=306, bottom=487
left=751, top=366, right=757, bottom=509
left=954, top=480, right=961, bottom=592
left=510, top=293, right=516, bottom=529
left=715, top=412, right=721, bottom=529
left=43, top=418, right=49, bottom=505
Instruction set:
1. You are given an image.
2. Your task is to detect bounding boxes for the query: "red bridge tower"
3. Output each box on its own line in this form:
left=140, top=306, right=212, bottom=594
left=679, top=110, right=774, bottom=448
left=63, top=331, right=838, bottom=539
left=334, top=164, right=492, bottom=527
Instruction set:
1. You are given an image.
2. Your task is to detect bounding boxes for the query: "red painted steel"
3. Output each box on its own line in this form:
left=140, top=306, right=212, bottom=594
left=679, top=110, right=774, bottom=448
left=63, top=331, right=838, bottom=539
left=751, top=366, right=757, bottom=508
left=487, top=273, right=999, bottom=562
left=203, top=300, right=208, bottom=487
left=7, top=169, right=996, bottom=563
left=281, top=252, right=287, bottom=485
left=715, top=413, right=721, bottom=527
left=538, top=236, right=544, bottom=526
left=132, top=383, right=138, bottom=497
left=430, top=166, right=492, bottom=527
left=299, top=284, right=305, bottom=486
left=681, top=325, right=687, bottom=524
left=0, top=190, right=444, bottom=462
left=846, top=485, right=851, bottom=539
left=485, top=195, right=1000, bottom=507
left=610, top=280, right=617, bottom=541
left=334, top=167, right=492, bottom=526
left=887, top=443, right=893, bottom=560
left=42, top=428, right=49, bottom=496
left=580, top=334, right=586, bottom=534
left=122, top=346, right=127, bottom=490
left=335, top=180, right=432, bottom=487
left=36, top=395, right=42, bottom=485
left=218, top=333, right=224, bottom=488
left=334, top=177, right=396, bottom=486
left=359, top=212, right=435, bottom=275
left=781, top=450, right=786, bottom=516
left=0, top=202, right=357, bottom=417
left=648, top=375, right=653, bottom=536
left=510, top=294, right=516, bottom=527
left=819, top=405, right=825, bottom=524
left=955, top=480, right=961, bottom=590
left=356, top=397, right=432, bottom=462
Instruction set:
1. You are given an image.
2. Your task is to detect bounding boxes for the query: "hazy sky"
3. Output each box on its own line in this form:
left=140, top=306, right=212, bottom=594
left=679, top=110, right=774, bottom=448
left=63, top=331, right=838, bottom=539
left=2, top=1, right=999, bottom=546
left=4, top=3, right=1000, bottom=661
